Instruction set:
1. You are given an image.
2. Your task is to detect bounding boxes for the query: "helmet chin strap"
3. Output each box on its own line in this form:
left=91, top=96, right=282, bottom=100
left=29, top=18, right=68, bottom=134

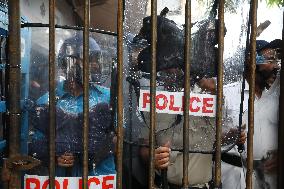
left=64, top=79, right=83, bottom=97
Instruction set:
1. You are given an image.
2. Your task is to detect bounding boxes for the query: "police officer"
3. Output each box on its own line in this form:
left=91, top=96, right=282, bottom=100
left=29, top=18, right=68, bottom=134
left=28, top=33, right=115, bottom=176
left=127, top=51, right=217, bottom=188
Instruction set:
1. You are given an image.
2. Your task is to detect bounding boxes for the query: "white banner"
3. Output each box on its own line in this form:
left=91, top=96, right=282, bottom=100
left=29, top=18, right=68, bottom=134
left=24, top=174, right=116, bottom=189
left=139, top=90, right=216, bottom=117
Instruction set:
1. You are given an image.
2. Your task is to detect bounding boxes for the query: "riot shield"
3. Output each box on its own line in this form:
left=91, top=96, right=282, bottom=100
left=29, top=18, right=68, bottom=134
left=122, top=0, right=250, bottom=187
left=26, top=29, right=116, bottom=186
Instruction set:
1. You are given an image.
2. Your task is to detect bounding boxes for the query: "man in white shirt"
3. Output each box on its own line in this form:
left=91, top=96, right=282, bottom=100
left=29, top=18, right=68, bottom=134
left=222, top=40, right=281, bottom=189
left=242, top=39, right=281, bottom=189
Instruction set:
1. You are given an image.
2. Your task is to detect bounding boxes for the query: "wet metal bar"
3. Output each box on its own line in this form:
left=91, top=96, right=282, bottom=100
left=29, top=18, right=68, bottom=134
left=117, top=0, right=124, bottom=188
left=182, top=0, right=192, bottom=188
left=7, top=0, right=21, bottom=188
left=246, top=0, right=257, bottom=188
left=277, top=11, right=284, bottom=189
left=21, top=23, right=117, bottom=36
left=214, top=0, right=225, bottom=188
left=83, top=0, right=90, bottom=188
left=149, top=0, right=157, bottom=188
left=48, top=0, right=56, bottom=188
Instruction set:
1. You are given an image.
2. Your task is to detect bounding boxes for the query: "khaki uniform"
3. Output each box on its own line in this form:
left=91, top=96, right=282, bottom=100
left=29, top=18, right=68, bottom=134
left=143, top=112, right=215, bottom=186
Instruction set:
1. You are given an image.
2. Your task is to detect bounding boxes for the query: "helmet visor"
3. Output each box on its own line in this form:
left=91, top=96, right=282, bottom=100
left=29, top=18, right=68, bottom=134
left=60, top=53, right=102, bottom=86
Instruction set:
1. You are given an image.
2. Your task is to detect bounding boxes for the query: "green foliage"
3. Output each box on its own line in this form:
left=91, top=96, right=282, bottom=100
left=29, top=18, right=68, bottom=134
left=197, top=0, right=243, bottom=14
left=198, top=0, right=283, bottom=9
left=266, top=0, right=284, bottom=7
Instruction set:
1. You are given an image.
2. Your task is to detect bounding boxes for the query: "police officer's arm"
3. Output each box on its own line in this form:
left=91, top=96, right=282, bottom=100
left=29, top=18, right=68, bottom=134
left=198, top=78, right=246, bottom=145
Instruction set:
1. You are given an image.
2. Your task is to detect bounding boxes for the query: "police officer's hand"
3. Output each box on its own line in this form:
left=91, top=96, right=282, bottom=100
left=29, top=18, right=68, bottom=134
left=237, top=124, right=247, bottom=145
left=198, top=77, right=216, bottom=94
left=264, top=152, right=277, bottom=174
left=238, top=130, right=246, bottom=145
left=224, top=124, right=246, bottom=145
left=154, top=142, right=171, bottom=170
left=57, top=152, right=75, bottom=167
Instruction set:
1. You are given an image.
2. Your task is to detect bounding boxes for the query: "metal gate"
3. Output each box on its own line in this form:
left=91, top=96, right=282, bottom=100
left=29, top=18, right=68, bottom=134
left=1, top=0, right=284, bottom=189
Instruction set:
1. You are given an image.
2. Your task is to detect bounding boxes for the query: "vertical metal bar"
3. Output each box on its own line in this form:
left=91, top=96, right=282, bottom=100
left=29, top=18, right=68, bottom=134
left=214, top=0, right=225, bottom=188
left=7, top=0, right=21, bottom=188
left=182, top=0, right=191, bottom=188
left=116, top=0, right=124, bottom=188
left=49, top=0, right=56, bottom=188
left=246, top=0, right=257, bottom=188
left=127, top=85, right=133, bottom=189
left=83, top=0, right=90, bottom=188
left=148, top=0, right=157, bottom=188
left=161, top=170, right=168, bottom=189
left=277, top=11, right=284, bottom=189
left=238, top=2, right=253, bottom=154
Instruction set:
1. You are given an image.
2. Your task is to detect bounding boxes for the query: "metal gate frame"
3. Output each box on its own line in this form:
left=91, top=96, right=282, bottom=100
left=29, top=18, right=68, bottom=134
left=3, top=0, right=284, bottom=189
left=278, top=11, right=284, bottom=189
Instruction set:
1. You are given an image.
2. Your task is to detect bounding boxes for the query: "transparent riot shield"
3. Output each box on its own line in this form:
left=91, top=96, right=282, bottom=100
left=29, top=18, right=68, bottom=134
left=122, top=0, right=250, bottom=188
left=26, top=29, right=117, bottom=186
left=0, top=9, right=35, bottom=187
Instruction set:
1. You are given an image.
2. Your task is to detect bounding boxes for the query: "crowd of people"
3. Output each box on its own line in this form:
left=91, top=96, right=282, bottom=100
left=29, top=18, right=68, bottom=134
left=123, top=10, right=282, bottom=189
left=0, top=17, right=282, bottom=189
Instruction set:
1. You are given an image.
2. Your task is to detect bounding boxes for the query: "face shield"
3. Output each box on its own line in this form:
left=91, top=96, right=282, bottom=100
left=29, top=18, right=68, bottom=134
left=157, top=68, right=184, bottom=92
left=58, top=43, right=103, bottom=87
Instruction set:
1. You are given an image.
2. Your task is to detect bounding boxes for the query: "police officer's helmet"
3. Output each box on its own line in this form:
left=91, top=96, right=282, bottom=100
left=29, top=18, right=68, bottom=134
left=58, top=33, right=102, bottom=85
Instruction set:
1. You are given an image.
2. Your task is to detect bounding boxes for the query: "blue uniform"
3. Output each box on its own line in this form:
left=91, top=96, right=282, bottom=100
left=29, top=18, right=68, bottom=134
left=30, top=81, right=115, bottom=176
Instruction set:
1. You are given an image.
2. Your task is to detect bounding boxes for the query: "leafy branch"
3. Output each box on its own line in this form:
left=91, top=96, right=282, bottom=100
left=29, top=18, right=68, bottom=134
left=198, top=0, right=283, bottom=14
left=265, top=0, right=284, bottom=7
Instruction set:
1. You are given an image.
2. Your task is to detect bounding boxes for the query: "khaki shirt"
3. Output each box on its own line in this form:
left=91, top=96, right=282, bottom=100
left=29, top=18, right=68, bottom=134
left=143, top=112, right=215, bottom=186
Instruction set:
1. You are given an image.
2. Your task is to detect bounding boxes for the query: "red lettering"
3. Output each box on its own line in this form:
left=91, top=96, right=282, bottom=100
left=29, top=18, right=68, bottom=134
left=202, top=98, right=214, bottom=113
left=42, top=180, right=60, bottom=189
left=79, top=179, right=83, bottom=189
left=102, top=175, right=115, bottom=189
left=79, top=179, right=82, bottom=189
left=142, top=92, right=150, bottom=108
left=190, top=97, right=201, bottom=112
left=88, top=177, right=101, bottom=186
left=79, top=177, right=101, bottom=189
left=169, top=95, right=179, bottom=111
left=26, top=178, right=40, bottom=189
left=62, top=179, right=69, bottom=189
left=155, top=94, right=168, bottom=110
